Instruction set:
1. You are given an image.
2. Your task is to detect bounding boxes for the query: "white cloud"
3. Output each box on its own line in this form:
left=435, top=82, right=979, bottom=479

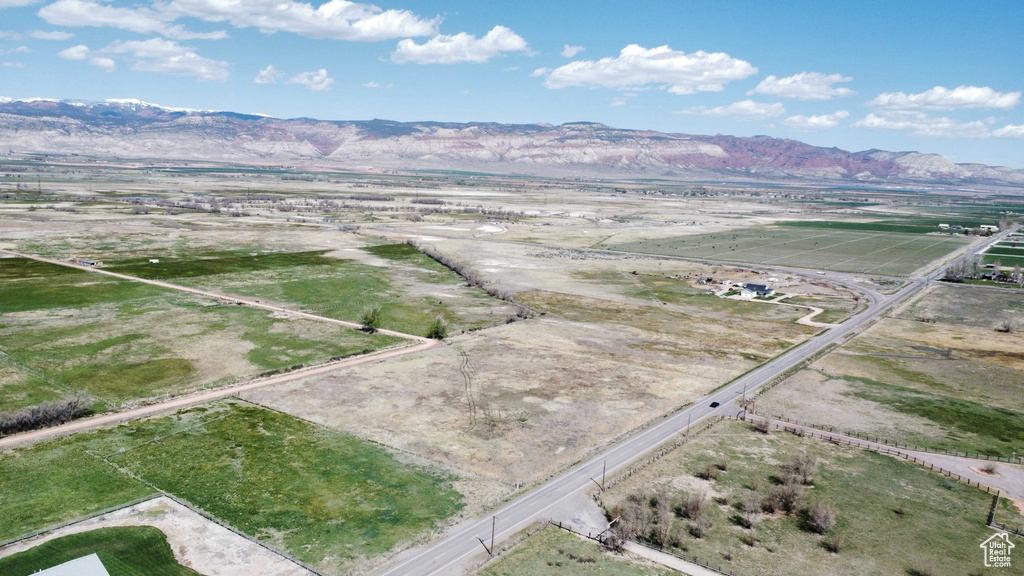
left=783, top=110, right=850, bottom=130
left=161, top=0, right=438, bottom=41
left=2, top=61, right=26, bottom=67
left=679, top=99, right=784, bottom=120
left=540, top=44, right=756, bottom=94
left=530, top=67, right=549, bottom=77
left=57, top=43, right=88, bottom=59
left=992, top=124, right=1024, bottom=138
left=253, top=64, right=282, bottom=84
left=868, top=85, right=1020, bottom=111
left=38, top=0, right=226, bottom=40
left=30, top=29, right=72, bottom=40
left=392, top=25, right=528, bottom=64
left=62, top=38, right=227, bottom=79
left=58, top=43, right=115, bottom=71
left=288, top=68, right=332, bottom=91
left=610, top=96, right=627, bottom=107
left=0, top=45, right=30, bottom=54
left=750, top=72, right=853, bottom=100
left=0, top=0, right=40, bottom=7
left=561, top=44, right=583, bottom=58
left=89, top=55, right=114, bottom=71
left=0, top=31, right=24, bottom=39
left=853, top=111, right=991, bottom=138
left=362, top=80, right=392, bottom=88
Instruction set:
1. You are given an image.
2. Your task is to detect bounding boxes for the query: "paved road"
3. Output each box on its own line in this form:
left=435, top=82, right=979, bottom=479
left=376, top=228, right=1015, bottom=576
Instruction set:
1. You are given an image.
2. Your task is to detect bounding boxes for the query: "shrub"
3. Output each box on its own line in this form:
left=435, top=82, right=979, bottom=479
left=823, top=532, right=844, bottom=554
left=753, top=419, right=771, bottom=434
left=696, top=462, right=721, bottom=480
left=680, top=492, right=708, bottom=521
left=425, top=316, right=450, bottom=340
left=690, top=516, right=711, bottom=539
left=359, top=305, right=383, bottom=332
left=741, top=492, right=762, bottom=528
left=785, top=452, right=819, bottom=485
left=807, top=500, right=837, bottom=533
left=0, top=395, right=89, bottom=436
left=765, top=482, right=803, bottom=514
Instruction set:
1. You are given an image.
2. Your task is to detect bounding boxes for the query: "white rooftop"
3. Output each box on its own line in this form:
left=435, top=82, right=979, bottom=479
left=35, top=553, right=110, bottom=576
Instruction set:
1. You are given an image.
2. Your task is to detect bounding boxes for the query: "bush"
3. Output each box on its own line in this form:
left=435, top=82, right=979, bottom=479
left=807, top=500, right=837, bottom=533
left=425, top=316, right=450, bottom=340
left=785, top=452, right=819, bottom=485
left=690, top=516, right=711, bottom=539
left=696, top=462, right=721, bottom=480
left=765, top=482, right=803, bottom=514
left=360, top=305, right=383, bottom=332
left=823, top=532, right=844, bottom=553
left=0, top=395, right=89, bottom=436
left=753, top=419, right=771, bottom=434
left=679, top=492, right=708, bottom=521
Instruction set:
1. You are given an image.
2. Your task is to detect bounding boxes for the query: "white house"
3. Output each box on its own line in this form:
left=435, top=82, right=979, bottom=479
left=741, top=283, right=775, bottom=298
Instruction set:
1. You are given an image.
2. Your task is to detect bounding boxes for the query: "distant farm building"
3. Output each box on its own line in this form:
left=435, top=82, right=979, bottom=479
left=741, top=283, right=775, bottom=298
left=938, top=223, right=950, bottom=229
left=980, top=225, right=999, bottom=232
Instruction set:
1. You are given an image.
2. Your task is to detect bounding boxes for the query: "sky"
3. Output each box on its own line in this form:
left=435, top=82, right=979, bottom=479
left=0, top=0, right=1022, bottom=167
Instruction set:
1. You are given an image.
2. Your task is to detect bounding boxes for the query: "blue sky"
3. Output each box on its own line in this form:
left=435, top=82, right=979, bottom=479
left=1, top=0, right=1022, bottom=167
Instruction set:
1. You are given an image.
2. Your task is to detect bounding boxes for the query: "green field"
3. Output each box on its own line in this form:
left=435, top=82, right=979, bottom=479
left=0, top=527, right=200, bottom=576
left=102, top=245, right=508, bottom=336
left=0, top=438, right=155, bottom=541
left=0, top=257, right=401, bottom=414
left=480, top=526, right=670, bottom=576
left=603, top=419, right=1015, bottom=576
left=605, top=224, right=971, bottom=276
left=0, top=401, right=463, bottom=572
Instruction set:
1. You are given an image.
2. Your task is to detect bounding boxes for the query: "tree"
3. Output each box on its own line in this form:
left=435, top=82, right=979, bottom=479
left=943, top=255, right=983, bottom=282
left=360, top=305, right=383, bottom=332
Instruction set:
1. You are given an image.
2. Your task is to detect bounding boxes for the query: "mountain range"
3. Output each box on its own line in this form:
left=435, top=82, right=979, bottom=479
left=2, top=98, right=1022, bottom=187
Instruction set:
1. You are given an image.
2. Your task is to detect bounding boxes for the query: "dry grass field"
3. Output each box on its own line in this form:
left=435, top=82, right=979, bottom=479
left=757, top=284, right=1024, bottom=457
left=600, top=419, right=1012, bottom=576
left=2, top=166, right=1019, bottom=574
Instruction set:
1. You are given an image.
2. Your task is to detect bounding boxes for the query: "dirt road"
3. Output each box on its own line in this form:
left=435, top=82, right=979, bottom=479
left=0, top=248, right=439, bottom=450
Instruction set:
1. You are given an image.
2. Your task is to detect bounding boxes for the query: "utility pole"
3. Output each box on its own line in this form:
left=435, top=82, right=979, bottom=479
left=477, top=515, right=497, bottom=556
